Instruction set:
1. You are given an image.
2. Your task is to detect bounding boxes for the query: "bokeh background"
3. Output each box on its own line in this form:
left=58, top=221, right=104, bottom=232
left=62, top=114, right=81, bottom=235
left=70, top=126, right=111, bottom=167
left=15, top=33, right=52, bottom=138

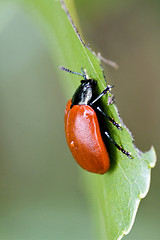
left=0, top=0, right=159, bottom=239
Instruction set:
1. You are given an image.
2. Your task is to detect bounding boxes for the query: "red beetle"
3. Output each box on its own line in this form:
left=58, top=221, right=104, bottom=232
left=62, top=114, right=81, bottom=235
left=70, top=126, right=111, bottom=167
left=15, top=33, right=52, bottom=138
left=60, top=66, right=132, bottom=174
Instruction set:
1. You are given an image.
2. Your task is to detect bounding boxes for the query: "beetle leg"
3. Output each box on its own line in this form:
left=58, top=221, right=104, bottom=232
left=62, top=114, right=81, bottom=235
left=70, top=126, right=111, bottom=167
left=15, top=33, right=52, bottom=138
left=104, top=131, right=132, bottom=159
left=90, top=85, right=114, bottom=105
left=96, top=106, right=122, bottom=130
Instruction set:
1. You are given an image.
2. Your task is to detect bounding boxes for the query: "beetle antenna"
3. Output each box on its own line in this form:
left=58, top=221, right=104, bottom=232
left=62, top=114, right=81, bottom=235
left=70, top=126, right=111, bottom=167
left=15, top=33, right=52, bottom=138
left=80, top=68, right=89, bottom=80
left=59, top=66, right=85, bottom=78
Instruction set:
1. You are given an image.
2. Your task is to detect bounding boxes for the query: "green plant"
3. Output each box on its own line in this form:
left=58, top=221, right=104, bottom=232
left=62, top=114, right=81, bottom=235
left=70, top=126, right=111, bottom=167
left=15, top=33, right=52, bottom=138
left=1, top=0, right=156, bottom=239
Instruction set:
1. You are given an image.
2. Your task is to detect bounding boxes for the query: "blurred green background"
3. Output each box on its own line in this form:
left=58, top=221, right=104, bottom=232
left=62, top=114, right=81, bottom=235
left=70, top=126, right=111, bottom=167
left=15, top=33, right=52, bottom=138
left=0, top=0, right=159, bottom=239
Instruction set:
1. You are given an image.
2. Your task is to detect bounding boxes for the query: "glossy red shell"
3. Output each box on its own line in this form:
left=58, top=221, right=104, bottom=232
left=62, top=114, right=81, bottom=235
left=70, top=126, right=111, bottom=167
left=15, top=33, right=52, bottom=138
left=64, top=100, right=110, bottom=174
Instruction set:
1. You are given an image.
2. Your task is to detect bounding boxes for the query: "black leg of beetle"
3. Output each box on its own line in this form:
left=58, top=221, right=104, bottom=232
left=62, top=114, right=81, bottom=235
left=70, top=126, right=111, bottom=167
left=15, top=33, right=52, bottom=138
left=90, top=85, right=114, bottom=105
left=90, top=86, right=121, bottom=129
left=96, top=106, right=122, bottom=130
left=104, top=131, right=132, bottom=159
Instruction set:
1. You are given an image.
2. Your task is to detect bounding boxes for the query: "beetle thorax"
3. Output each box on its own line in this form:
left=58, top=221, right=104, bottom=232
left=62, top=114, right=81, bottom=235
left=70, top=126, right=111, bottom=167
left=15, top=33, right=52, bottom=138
left=71, top=80, right=97, bottom=106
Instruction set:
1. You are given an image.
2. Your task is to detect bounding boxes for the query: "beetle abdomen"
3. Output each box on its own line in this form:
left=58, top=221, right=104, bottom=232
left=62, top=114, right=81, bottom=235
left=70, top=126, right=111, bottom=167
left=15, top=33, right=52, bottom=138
left=65, top=100, right=110, bottom=174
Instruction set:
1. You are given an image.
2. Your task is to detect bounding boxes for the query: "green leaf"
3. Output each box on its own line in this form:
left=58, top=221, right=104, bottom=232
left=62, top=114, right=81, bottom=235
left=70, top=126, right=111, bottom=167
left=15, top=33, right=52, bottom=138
left=5, top=0, right=157, bottom=239
left=88, top=146, right=156, bottom=240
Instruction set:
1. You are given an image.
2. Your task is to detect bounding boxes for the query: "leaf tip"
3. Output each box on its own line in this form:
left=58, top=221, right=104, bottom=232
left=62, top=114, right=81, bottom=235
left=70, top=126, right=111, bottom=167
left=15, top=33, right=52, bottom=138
left=149, top=146, right=157, bottom=168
